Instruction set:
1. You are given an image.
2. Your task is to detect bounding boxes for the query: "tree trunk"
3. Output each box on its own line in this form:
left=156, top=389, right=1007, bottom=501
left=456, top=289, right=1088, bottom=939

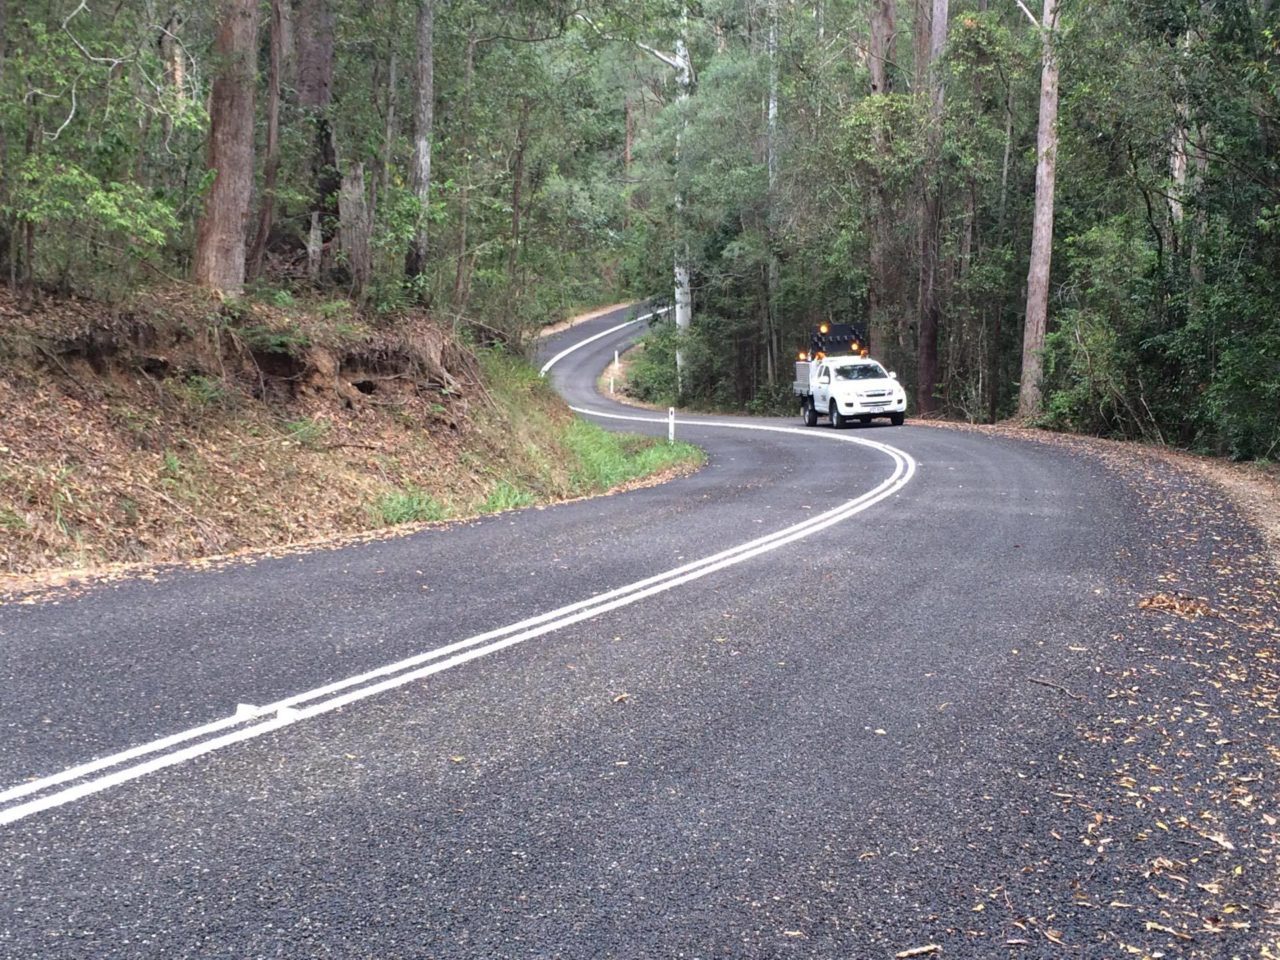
left=158, top=8, right=185, bottom=143
left=989, top=89, right=1011, bottom=426
left=867, top=0, right=898, bottom=365
left=307, top=211, right=322, bottom=282
left=339, top=162, right=372, bottom=297
left=248, top=0, right=284, bottom=279
left=22, top=112, right=35, bottom=302
left=998, top=80, right=1013, bottom=225
left=913, top=0, right=930, bottom=92
left=452, top=29, right=477, bottom=308
left=15, top=109, right=36, bottom=297
left=765, top=0, right=779, bottom=387
left=295, top=0, right=338, bottom=270
left=623, top=96, right=633, bottom=231
left=1017, top=0, right=1060, bottom=418
left=507, top=97, right=533, bottom=284
left=193, top=0, right=260, bottom=295
left=405, top=0, right=435, bottom=281
left=1190, top=123, right=1208, bottom=287
left=295, top=0, right=334, bottom=112
left=672, top=28, right=693, bottom=392
left=1171, top=25, right=1207, bottom=286
left=915, top=0, right=948, bottom=414
left=637, top=9, right=694, bottom=392
left=1170, top=115, right=1189, bottom=227
left=0, top=0, right=9, bottom=283
left=380, top=48, right=398, bottom=202
left=869, top=0, right=895, bottom=95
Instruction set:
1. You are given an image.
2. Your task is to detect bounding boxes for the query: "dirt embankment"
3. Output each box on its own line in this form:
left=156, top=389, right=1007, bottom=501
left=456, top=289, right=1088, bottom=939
left=0, top=290, right=646, bottom=595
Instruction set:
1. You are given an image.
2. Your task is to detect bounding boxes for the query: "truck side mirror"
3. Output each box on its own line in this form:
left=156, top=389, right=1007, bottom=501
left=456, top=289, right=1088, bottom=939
left=889, top=371, right=898, bottom=380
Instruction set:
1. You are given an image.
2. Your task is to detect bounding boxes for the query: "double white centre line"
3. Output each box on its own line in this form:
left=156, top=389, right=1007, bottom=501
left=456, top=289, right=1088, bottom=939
left=1, top=315, right=916, bottom=826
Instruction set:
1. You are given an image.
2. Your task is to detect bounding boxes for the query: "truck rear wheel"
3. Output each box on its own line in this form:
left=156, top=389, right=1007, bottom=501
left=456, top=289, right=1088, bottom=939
left=802, top=400, right=818, bottom=427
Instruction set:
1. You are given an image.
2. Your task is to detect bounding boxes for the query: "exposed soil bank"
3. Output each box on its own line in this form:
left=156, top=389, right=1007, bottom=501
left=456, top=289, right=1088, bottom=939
left=0, top=291, right=700, bottom=596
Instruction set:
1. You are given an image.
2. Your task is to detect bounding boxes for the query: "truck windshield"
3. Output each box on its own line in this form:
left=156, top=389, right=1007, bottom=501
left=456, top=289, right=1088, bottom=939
left=834, top=364, right=888, bottom=380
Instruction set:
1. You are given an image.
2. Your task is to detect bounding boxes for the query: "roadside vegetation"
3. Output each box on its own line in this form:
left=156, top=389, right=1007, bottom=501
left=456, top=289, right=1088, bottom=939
left=0, top=2, right=1274, bottom=463
left=0, top=0, right=1275, bottom=582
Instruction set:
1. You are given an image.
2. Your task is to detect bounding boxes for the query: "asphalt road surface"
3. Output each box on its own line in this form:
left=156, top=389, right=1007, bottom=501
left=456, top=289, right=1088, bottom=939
left=2, top=306, right=1275, bottom=958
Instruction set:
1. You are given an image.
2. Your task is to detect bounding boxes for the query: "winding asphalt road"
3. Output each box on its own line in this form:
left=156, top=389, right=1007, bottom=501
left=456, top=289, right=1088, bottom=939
left=1, top=306, right=1269, bottom=958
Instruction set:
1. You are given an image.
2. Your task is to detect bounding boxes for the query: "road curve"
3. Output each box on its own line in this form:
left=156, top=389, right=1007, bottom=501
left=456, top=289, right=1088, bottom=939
left=1, top=306, right=1272, bottom=958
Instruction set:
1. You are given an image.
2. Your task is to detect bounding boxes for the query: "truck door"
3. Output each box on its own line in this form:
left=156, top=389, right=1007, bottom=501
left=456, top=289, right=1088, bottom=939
left=814, top=365, right=831, bottom=409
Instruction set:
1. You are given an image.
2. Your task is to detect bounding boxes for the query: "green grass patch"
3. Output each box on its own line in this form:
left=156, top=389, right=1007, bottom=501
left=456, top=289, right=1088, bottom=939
left=478, top=346, right=559, bottom=404
left=368, top=351, right=703, bottom=529
left=0, top=508, right=28, bottom=531
left=564, top=419, right=704, bottom=493
left=178, top=374, right=229, bottom=409
left=480, top=481, right=536, bottom=514
left=161, top=450, right=184, bottom=483
left=232, top=322, right=311, bottom=355
left=374, top=486, right=448, bottom=526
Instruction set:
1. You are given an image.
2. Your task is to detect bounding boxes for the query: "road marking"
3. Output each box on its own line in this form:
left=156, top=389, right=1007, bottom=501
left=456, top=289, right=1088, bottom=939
left=537, top=306, right=669, bottom=377
left=1, top=318, right=915, bottom=827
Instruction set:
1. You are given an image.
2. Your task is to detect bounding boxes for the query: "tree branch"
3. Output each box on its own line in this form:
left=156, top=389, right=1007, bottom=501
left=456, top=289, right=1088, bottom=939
left=1012, top=0, right=1040, bottom=27
left=44, top=76, right=81, bottom=141
left=575, top=12, right=683, bottom=71
left=62, top=0, right=131, bottom=67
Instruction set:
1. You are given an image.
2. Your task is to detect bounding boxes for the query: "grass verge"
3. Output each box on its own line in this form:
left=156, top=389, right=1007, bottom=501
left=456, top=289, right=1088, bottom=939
left=564, top=419, right=704, bottom=493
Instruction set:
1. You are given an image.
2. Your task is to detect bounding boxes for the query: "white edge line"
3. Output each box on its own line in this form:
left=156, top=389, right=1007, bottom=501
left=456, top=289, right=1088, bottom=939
left=537, top=306, right=669, bottom=377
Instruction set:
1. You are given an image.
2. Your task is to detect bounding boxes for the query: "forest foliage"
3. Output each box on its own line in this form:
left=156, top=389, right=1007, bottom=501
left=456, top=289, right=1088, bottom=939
left=0, top=0, right=1276, bottom=458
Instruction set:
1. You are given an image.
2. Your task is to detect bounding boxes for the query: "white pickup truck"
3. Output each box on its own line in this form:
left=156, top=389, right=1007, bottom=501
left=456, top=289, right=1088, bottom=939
left=795, top=355, right=907, bottom=427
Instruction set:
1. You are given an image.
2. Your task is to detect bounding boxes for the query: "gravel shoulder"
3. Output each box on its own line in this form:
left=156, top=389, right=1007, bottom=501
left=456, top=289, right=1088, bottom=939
left=907, top=419, right=1280, bottom=957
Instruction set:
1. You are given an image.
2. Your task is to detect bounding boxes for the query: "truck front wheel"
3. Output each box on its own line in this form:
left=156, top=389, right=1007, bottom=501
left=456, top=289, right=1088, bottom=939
left=890, top=412, right=905, bottom=426
left=830, top=401, right=847, bottom=429
left=802, top=399, right=818, bottom=427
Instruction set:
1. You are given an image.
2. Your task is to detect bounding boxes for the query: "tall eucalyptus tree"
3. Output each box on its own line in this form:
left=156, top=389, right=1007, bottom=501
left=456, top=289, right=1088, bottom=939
left=193, top=0, right=260, bottom=294
left=405, top=0, right=435, bottom=283
left=1016, top=0, right=1059, bottom=418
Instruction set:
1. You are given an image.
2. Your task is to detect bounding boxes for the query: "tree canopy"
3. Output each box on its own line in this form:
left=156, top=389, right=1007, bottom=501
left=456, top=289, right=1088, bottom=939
left=1, top=0, right=1276, bottom=458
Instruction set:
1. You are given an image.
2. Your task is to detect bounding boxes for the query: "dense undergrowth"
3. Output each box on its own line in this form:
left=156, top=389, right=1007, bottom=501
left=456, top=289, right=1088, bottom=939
left=0, top=289, right=702, bottom=581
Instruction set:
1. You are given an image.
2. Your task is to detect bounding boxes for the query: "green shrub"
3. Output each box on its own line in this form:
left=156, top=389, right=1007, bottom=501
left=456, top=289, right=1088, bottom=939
left=283, top=418, right=329, bottom=447
left=232, top=323, right=311, bottom=354
left=171, top=374, right=229, bottom=410
left=624, top=324, right=682, bottom=406
left=161, top=451, right=184, bottom=483
left=0, top=508, right=28, bottom=531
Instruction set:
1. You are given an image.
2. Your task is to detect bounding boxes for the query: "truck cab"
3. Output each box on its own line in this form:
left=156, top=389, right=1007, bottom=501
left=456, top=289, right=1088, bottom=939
left=795, top=355, right=907, bottom=428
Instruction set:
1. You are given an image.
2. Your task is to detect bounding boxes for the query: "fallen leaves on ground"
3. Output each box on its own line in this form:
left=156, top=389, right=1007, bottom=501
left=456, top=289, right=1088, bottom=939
left=1138, top=592, right=1216, bottom=619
